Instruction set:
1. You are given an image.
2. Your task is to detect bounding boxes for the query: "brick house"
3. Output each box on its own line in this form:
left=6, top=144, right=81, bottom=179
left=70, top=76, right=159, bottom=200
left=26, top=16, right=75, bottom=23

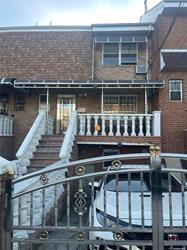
left=0, top=0, right=186, bottom=173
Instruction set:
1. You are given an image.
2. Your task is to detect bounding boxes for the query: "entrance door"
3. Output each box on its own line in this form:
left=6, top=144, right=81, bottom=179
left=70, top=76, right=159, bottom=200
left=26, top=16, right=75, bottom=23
left=56, top=95, right=76, bottom=134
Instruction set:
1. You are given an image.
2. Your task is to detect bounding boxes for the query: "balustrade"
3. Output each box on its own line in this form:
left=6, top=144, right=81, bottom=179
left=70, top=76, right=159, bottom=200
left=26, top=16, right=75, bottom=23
left=0, top=115, right=13, bottom=136
left=78, top=112, right=161, bottom=137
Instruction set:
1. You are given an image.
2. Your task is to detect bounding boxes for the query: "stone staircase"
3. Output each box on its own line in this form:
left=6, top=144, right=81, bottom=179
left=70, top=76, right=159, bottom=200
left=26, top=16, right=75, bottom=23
left=28, top=135, right=64, bottom=172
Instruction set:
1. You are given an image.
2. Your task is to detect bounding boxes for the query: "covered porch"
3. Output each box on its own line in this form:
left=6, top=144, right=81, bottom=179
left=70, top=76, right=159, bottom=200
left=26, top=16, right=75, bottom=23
left=14, top=79, right=164, bottom=139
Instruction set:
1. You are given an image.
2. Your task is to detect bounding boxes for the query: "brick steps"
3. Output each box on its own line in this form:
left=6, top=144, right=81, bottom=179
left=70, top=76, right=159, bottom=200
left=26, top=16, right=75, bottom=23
left=27, top=135, right=64, bottom=173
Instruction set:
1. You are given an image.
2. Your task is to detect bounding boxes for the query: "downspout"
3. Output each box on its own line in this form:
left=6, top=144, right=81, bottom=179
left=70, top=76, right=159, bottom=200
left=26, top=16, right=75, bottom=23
left=145, top=36, right=149, bottom=114
left=91, top=34, right=95, bottom=80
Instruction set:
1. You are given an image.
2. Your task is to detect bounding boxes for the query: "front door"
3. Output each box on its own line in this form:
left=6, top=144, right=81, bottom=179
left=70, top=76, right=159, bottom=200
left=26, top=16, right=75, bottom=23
left=56, top=95, right=76, bottom=134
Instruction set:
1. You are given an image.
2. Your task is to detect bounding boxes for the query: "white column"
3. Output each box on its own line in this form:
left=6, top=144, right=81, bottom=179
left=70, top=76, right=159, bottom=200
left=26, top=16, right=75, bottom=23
left=101, top=115, right=106, bottom=136
left=79, top=115, right=85, bottom=135
left=94, top=115, right=99, bottom=136
left=4, top=117, right=8, bottom=136
left=108, top=115, right=113, bottom=136
left=116, top=116, right=121, bottom=136
left=131, top=116, right=136, bottom=136
left=86, top=115, right=91, bottom=136
left=138, top=116, right=144, bottom=136
left=152, top=111, right=161, bottom=136
left=145, top=115, right=151, bottom=136
left=123, top=116, right=128, bottom=136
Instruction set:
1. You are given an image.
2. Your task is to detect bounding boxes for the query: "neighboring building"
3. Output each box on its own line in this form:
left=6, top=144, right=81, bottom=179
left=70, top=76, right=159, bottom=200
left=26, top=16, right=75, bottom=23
left=0, top=0, right=186, bottom=173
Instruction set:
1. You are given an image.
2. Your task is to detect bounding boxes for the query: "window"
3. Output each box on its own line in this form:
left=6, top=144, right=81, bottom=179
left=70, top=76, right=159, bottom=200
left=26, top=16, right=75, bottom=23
left=103, top=43, right=118, bottom=65
left=0, top=94, right=8, bottom=115
left=15, top=94, right=25, bottom=111
left=169, top=80, right=182, bottom=101
left=121, top=43, right=136, bottom=65
left=103, top=95, right=138, bottom=113
left=103, top=43, right=137, bottom=65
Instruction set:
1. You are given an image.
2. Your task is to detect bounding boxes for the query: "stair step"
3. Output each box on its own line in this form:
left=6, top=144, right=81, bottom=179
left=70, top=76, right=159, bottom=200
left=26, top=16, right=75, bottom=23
left=39, top=140, right=62, bottom=146
left=41, top=135, right=64, bottom=141
left=33, top=152, right=59, bottom=157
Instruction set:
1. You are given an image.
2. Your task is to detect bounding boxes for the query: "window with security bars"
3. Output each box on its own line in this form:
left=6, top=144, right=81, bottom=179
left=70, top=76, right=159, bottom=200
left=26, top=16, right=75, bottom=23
left=169, top=80, right=183, bottom=101
left=103, top=95, right=138, bottom=113
left=103, top=43, right=137, bottom=65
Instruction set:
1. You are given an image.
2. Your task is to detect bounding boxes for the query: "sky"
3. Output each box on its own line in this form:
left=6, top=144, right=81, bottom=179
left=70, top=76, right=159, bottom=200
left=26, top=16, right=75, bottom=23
left=0, top=0, right=161, bottom=27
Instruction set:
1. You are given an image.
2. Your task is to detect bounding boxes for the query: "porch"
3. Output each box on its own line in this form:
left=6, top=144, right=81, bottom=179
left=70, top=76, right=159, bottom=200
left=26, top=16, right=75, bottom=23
left=78, top=111, right=160, bottom=137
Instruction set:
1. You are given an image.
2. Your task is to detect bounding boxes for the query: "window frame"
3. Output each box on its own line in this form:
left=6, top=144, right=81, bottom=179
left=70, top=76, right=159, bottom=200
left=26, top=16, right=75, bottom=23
left=169, top=80, right=183, bottom=102
left=103, top=94, right=138, bottom=114
left=15, top=93, right=26, bottom=111
left=102, top=42, right=137, bottom=66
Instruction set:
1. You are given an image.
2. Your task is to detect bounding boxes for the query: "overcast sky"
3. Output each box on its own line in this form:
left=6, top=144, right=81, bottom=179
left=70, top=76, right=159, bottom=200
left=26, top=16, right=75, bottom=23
left=0, top=0, right=161, bottom=27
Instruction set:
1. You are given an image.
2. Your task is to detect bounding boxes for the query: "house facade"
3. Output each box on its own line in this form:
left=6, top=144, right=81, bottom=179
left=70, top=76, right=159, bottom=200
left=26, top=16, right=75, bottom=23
left=0, top=0, right=187, bottom=172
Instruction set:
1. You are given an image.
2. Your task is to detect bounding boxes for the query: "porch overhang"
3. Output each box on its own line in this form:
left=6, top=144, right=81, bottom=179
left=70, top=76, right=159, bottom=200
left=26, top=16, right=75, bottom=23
left=0, top=78, right=15, bottom=86
left=14, top=79, right=164, bottom=89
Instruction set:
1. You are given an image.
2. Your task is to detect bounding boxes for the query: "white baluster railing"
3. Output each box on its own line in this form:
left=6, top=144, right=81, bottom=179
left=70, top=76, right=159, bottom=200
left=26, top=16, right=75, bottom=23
left=0, top=115, right=14, bottom=136
left=59, top=111, right=77, bottom=162
left=78, top=112, right=161, bottom=137
left=16, top=110, right=54, bottom=174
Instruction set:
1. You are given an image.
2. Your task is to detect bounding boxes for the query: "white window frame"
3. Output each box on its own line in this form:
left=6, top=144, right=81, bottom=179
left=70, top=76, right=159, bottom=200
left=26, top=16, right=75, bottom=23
left=102, top=43, right=137, bottom=66
left=169, top=80, right=183, bottom=102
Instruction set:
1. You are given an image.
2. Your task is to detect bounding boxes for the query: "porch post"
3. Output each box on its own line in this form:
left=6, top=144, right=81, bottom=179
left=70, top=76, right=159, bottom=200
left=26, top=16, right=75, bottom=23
left=46, top=87, right=49, bottom=134
left=101, top=88, right=104, bottom=114
left=152, top=111, right=161, bottom=136
left=144, top=87, right=148, bottom=114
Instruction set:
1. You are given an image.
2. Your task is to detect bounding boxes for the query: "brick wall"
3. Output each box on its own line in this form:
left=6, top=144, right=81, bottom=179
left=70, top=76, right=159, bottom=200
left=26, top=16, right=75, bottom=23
left=0, top=31, right=92, bottom=80
left=150, top=14, right=187, bottom=153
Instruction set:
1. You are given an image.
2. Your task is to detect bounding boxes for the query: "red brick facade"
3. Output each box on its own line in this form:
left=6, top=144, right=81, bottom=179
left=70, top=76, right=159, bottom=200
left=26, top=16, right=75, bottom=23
left=150, top=14, right=187, bottom=152
left=0, top=5, right=187, bottom=158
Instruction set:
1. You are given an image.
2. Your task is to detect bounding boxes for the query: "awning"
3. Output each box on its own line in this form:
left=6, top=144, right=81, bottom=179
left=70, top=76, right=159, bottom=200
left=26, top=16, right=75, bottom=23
left=0, top=78, right=15, bottom=85
left=160, top=50, right=187, bottom=70
left=14, top=79, right=164, bottom=89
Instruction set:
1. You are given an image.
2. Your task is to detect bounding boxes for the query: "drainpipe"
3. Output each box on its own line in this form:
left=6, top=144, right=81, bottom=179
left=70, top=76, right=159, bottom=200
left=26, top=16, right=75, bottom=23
left=145, top=35, right=149, bottom=114
left=92, top=34, right=95, bottom=80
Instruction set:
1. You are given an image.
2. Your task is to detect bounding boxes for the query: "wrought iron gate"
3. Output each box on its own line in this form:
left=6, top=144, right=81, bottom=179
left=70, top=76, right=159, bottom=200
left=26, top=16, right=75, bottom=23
left=10, top=148, right=187, bottom=250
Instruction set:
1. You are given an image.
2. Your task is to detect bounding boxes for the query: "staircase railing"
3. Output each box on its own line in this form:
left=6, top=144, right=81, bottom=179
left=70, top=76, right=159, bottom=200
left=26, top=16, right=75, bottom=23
left=59, top=111, right=77, bottom=162
left=16, top=110, right=54, bottom=175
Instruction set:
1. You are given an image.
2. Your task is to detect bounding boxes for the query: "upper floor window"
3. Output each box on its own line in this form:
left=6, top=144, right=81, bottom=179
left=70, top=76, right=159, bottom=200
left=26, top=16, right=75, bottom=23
left=169, top=80, right=183, bottom=101
left=15, top=93, right=25, bottom=111
left=103, top=43, right=137, bottom=66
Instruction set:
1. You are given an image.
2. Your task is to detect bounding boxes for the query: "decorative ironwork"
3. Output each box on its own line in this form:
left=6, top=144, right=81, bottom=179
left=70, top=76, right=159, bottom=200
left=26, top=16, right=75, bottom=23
left=113, top=231, right=123, bottom=240
left=112, top=160, right=121, bottom=170
left=75, top=166, right=85, bottom=176
left=76, top=231, right=86, bottom=241
left=39, top=231, right=49, bottom=240
left=74, top=188, right=87, bottom=215
left=39, top=174, right=49, bottom=185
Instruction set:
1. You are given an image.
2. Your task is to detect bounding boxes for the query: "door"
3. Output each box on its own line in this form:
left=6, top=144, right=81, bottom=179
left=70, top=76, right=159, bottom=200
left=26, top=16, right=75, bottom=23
left=56, top=95, right=76, bottom=134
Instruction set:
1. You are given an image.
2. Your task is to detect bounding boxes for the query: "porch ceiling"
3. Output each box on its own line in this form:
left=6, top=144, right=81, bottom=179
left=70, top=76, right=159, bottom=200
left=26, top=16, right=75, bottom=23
left=14, top=79, right=164, bottom=89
